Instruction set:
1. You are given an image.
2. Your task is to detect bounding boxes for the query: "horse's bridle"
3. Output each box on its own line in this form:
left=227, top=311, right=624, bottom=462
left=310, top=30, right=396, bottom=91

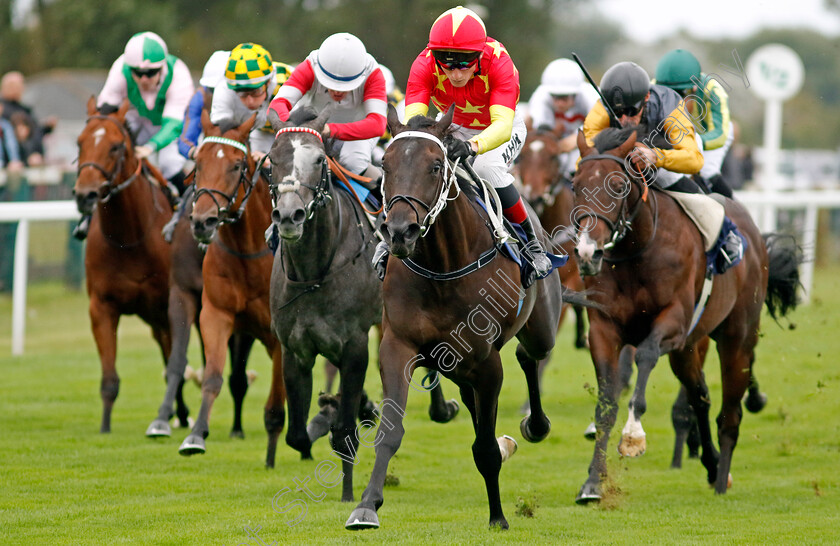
left=193, top=136, right=260, bottom=225
left=574, top=153, right=657, bottom=252
left=269, top=127, right=333, bottom=221
left=383, top=130, right=460, bottom=237
left=77, top=114, right=142, bottom=203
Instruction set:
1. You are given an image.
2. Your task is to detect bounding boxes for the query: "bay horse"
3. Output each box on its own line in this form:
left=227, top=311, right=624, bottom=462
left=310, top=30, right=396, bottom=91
left=345, top=106, right=565, bottom=530
left=266, top=107, right=383, bottom=501
left=571, top=126, right=800, bottom=501
left=145, top=192, right=257, bottom=440
left=74, top=97, right=179, bottom=433
left=177, top=111, right=286, bottom=467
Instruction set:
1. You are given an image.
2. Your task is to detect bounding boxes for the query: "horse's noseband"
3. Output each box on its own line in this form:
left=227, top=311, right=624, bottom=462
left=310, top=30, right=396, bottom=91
left=574, top=153, right=648, bottom=250
left=77, top=115, right=139, bottom=202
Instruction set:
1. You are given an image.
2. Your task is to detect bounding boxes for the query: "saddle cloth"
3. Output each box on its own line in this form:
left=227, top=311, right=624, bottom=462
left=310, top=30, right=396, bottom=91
left=664, top=190, right=725, bottom=252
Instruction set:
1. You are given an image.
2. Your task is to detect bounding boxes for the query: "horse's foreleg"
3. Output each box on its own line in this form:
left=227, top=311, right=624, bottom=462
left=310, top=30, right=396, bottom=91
left=574, top=304, right=588, bottom=349
left=470, top=352, right=508, bottom=529
left=428, top=376, right=459, bottom=423
left=90, top=298, right=120, bottom=433
left=516, top=344, right=551, bottom=443
left=179, top=305, right=232, bottom=456
left=263, top=339, right=286, bottom=469
left=324, top=360, right=339, bottom=393
left=669, top=386, right=694, bottom=469
left=228, top=333, right=256, bottom=438
left=333, top=336, right=370, bottom=502
left=148, top=285, right=196, bottom=437
left=283, top=350, right=314, bottom=461
left=576, top=323, right=622, bottom=504
left=346, top=333, right=413, bottom=530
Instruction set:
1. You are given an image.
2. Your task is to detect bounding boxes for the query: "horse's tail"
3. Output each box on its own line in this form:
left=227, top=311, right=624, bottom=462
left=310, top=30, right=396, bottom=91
left=561, top=285, right=606, bottom=313
left=763, top=233, right=804, bottom=321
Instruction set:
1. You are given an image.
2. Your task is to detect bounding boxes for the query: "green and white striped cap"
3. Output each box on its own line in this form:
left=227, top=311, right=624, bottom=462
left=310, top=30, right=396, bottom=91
left=124, top=31, right=168, bottom=70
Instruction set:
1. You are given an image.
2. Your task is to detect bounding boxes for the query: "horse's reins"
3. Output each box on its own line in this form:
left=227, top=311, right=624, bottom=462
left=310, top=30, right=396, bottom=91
left=192, top=135, right=262, bottom=226
left=575, top=152, right=658, bottom=260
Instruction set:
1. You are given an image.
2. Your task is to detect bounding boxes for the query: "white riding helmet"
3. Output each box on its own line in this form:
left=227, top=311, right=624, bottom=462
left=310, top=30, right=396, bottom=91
left=199, top=50, right=231, bottom=88
left=124, top=31, right=168, bottom=70
left=541, top=58, right=584, bottom=96
left=313, top=33, right=369, bottom=92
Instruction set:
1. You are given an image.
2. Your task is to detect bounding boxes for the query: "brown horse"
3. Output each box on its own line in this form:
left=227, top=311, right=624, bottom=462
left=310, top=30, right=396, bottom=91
left=177, top=111, right=286, bottom=467
left=74, top=97, right=177, bottom=433
left=345, top=106, right=565, bottom=531
left=571, top=126, right=800, bottom=501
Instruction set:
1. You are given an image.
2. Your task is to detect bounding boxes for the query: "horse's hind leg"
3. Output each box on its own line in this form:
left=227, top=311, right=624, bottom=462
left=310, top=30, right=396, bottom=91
left=744, top=371, right=768, bottom=413
left=228, top=333, right=256, bottom=439
left=90, top=298, right=120, bottom=433
left=670, top=386, right=694, bottom=468
left=263, top=340, right=287, bottom=469
left=668, top=343, right=719, bottom=486
left=574, top=305, right=587, bottom=349
left=428, top=376, right=459, bottom=423
left=517, top=345, right=551, bottom=443
left=332, top=336, right=370, bottom=502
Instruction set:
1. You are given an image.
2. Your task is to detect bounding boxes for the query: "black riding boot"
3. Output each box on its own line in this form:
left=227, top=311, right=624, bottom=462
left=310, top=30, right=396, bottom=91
left=708, top=174, right=734, bottom=198
left=519, top=216, right=552, bottom=279
left=161, top=184, right=194, bottom=243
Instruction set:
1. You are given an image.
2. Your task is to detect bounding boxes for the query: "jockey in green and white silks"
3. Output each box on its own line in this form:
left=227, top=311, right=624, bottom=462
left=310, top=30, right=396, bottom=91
left=98, top=31, right=194, bottom=185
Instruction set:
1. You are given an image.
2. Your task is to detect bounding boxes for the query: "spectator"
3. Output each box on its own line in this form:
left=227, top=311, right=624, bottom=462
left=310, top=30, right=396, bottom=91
left=1, top=71, right=56, bottom=167
left=0, top=104, right=24, bottom=173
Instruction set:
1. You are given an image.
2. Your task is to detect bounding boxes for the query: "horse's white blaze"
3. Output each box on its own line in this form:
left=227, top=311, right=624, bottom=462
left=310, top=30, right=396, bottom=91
left=93, top=127, right=105, bottom=147
left=216, top=149, right=225, bottom=158
left=621, top=411, right=645, bottom=439
left=529, top=140, right=545, bottom=153
left=290, top=138, right=321, bottom=182
left=576, top=231, right=598, bottom=260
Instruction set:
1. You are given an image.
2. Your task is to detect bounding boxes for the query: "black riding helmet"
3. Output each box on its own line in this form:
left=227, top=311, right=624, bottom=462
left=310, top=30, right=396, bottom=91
left=600, top=61, right=650, bottom=117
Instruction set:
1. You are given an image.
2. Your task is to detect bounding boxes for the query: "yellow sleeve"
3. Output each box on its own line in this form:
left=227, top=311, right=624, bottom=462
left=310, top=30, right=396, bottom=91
left=404, top=102, right=429, bottom=122
left=583, top=101, right=610, bottom=147
left=654, top=103, right=703, bottom=174
left=469, top=105, right=515, bottom=154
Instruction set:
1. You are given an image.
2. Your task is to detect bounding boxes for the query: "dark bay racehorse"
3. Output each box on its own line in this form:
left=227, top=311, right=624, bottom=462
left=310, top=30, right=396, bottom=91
left=572, top=127, right=800, bottom=501
left=345, top=106, right=565, bottom=531
left=145, top=192, right=256, bottom=439
left=266, top=108, right=382, bottom=501
left=178, top=112, right=286, bottom=467
left=74, top=97, right=178, bottom=433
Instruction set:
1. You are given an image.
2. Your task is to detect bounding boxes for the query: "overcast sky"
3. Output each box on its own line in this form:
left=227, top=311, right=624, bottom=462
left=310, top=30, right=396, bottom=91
left=596, top=0, right=840, bottom=43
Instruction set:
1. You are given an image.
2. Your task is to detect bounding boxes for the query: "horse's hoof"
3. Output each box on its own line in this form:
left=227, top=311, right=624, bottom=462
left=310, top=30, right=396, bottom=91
left=445, top=399, right=459, bottom=421
left=583, top=422, right=597, bottom=441
left=179, top=435, right=206, bottom=456
left=345, top=507, right=379, bottom=530
left=711, top=473, right=733, bottom=492
left=744, top=391, right=768, bottom=413
left=145, top=419, right=171, bottom=438
left=497, top=435, right=518, bottom=463
left=229, top=429, right=245, bottom=439
left=183, top=365, right=203, bottom=388
left=429, top=399, right=459, bottom=423
left=575, top=482, right=602, bottom=504
left=520, top=415, right=551, bottom=443
left=618, top=434, right=646, bottom=457
left=489, top=517, right=509, bottom=530
left=246, top=369, right=258, bottom=386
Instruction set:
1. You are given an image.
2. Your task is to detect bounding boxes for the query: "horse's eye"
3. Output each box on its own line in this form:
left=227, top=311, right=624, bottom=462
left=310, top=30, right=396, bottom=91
left=315, top=156, right=325, bottom=166
left=110, top=144, right=121, bottom=154
left=431, top=163, right=441, bottom=175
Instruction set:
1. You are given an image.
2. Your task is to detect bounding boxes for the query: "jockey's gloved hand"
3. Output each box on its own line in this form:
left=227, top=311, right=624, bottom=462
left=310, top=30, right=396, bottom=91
left=445, top=138, right=475, bottom=162
left=372, top=240, right=389, bottom=281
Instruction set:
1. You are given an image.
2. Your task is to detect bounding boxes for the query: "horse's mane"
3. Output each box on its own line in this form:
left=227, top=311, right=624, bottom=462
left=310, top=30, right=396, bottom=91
left=405, top=115, right=438, bottom=131
left=593, top=123, right=672, bottom=153
left=98, top=103, right=120, bottom=115
left=217, top=119, right=240, bottom=134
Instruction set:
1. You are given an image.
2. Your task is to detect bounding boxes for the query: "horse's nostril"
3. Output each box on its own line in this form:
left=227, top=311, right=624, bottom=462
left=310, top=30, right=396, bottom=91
left=292, top=209, right=306, bottom=225
left=271, top=209, right=282, bottom=223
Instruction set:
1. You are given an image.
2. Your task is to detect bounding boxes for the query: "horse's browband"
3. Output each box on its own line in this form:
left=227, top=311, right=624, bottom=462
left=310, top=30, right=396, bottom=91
left=276, top=126, right=323, bottom=142
left=201, top=136, right=248, bottom=155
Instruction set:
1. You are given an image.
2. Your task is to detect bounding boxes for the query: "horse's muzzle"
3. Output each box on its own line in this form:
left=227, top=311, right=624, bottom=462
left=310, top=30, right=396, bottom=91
left=271, top=205, right=305, bottom=241
left=382, top=219, right=421, bottom=259
left=74, top=190, right=98, bottom=216
left=575, top=247, right=603, bottom=276
left=190, top=214, right=219, bottom=244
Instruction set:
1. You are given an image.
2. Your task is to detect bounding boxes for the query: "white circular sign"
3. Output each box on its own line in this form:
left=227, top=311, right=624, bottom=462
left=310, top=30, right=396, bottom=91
left=746, top=44, right=804, bottom=101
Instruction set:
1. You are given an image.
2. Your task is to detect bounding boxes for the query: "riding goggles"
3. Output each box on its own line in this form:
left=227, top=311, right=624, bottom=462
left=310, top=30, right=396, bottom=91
left=432, top=50, right=481, bottom=71
left=235, top=85, right=267, bottom=98
left=131, top=67, right=162, bottom=78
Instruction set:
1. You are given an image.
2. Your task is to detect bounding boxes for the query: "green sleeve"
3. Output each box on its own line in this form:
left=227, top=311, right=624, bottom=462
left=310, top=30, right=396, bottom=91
left=148, top=117, right=183, bottom=151
left=700, top=82, right=730, bottom=150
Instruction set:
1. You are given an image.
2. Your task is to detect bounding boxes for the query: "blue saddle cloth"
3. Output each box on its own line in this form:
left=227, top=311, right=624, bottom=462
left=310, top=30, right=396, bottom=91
left=475, top=198, right=568, bottom=284
left=335, top=178, right=381, bottom=211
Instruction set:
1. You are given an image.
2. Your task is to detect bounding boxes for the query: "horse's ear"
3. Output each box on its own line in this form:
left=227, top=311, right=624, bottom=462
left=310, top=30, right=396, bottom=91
left=116, top=98, right=131, bottom=121
left=311, top=105, right=332, bottom=132
left=237, top=113, right=257, bottom=139
left=386, top=103, right=405, bottom=136
left=201, top=109, right=219, bottom=136
left=435, top=104, right=455, bottom=135
left=86, top=96, right=97, bottom=116
left=267, top=108, right=284, bottom=133
left=618, top=130, right=638, bottom=157
left=577, top=129, right=593, bottom=156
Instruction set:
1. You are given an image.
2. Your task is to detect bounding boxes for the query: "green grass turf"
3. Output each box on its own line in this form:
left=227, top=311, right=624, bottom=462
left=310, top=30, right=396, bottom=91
left=0, top=268, right=838, bottom=545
